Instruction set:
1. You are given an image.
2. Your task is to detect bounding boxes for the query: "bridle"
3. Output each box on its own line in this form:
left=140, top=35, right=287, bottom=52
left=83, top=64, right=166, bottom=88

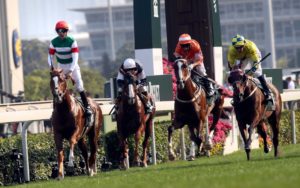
left=174, top=59, right=202, bottom=103
left=231, top=74, right=258, bottom=105
left=51, top=72, right=67, bottom=104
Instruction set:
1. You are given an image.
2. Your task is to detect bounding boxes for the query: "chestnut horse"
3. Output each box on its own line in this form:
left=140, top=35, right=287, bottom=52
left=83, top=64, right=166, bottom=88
left=168, top=59, right=225, bottom=160
left=228, top=69, right=281, bottom=160
left=50, top=68, right=103, bottom=179
left=116, top=72, right=155, bottom=169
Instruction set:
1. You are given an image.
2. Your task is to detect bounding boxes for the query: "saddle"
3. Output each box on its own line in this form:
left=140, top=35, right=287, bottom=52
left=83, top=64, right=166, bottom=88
left=251, top=78, right=275, bottom=110
left=75, top=97, right=94, bottom=127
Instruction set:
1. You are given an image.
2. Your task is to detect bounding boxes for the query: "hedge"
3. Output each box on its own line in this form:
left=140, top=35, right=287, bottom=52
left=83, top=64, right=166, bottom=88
left=0, top=109, right=298, bottom=184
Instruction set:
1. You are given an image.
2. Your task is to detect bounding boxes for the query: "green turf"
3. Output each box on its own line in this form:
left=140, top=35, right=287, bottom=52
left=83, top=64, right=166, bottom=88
left=12, top=144, right=300, bottom=188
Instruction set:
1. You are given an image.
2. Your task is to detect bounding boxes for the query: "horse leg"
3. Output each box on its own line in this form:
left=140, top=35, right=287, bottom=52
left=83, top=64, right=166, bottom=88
left=268, top=113, right=280, bottom=157
left=238, top=123, right=251, bottom=160
left=133, top=129, right=142, bottom=167
left=88, top=130, right=98, bottom=176
left=54, top=134, right=64, bottom=180
left=68, top=138, right=77, bottom=167
left=257, top=121, right=269, bottom=153
left=78, top=138, right=90, bottom=176
left=187, top=125, right=202, bottom=160
left=142, top=120, right=152, bottom=167
left=168, top=120, right=184, bottom=161
left=119, top=136, right=129, bottom=170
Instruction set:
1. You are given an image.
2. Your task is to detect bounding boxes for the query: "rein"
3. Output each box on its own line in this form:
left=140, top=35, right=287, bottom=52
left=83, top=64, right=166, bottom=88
left=233, top=77, right=258, bottom=104
left=175, top=69, right=202, bottom=103
left=175, top=85, right=202, bottom=103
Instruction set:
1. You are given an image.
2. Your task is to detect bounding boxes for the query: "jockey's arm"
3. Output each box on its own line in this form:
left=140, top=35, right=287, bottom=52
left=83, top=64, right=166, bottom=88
left=48, top=43, right=56, bottom=68
left=189, top=52, right=203, bottom=69
left=68, top=41, right=79, bottom=75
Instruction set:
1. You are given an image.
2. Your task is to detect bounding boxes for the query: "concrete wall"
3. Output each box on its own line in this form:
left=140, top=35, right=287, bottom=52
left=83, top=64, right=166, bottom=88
left=0, top=0, right=24, bottom=103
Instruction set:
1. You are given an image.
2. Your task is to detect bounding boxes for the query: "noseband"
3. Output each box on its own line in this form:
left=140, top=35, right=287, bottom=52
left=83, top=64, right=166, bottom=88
left=175, top=59, right=202, bottom=103
left=232, top=76, right=258, bottom=104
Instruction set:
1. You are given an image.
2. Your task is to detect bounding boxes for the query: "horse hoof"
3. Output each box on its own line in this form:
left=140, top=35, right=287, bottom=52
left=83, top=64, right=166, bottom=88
left=169, top=154, right=176, bottom=161
left=187, top=155, right=195, bottom=161
left=264, top=147, right=269, bottom=153
left=204, top=144, right=213, bottom=151
left=56, top=175, right=64, bottom=181
left=142, top=163, right=148, bottom=168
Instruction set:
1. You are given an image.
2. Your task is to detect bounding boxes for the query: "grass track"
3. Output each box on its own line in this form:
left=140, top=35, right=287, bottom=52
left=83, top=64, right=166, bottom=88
left=12, top=144, right=300, bottom=188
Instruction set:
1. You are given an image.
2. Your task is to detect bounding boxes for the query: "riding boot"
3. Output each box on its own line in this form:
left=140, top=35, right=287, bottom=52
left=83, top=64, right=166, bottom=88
left=203, top=77, right=215, bottom=105
left=257, top=76, right=272, bottom=103
left=79, top=91, right=93, bottom=126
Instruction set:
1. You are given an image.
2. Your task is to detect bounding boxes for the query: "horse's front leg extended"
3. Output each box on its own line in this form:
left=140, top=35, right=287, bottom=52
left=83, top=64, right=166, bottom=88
left=168, top=124, right=176, bottom=161
left=257, top=122, right=269, bottom=153
left=133, top=130, right=142, bottom=166
left=238, top=123, right=250, bottom=160
left=119, top=136, right=129, bottom=170
left=54, top=134, right=64, bottom=180
left=68, top=138, right=77, bottom=167
left=78, top=139, right=89, bottom=175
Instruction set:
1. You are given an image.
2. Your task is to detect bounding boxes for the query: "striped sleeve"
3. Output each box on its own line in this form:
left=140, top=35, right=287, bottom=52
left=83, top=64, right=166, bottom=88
left=71, top=40, right=79, bottom=53
left=49, top=43, right=56, bottom=55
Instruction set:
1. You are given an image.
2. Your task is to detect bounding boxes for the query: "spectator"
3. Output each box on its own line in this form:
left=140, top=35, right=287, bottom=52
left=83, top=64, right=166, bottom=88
left=285, top=76, right=295, bottom=109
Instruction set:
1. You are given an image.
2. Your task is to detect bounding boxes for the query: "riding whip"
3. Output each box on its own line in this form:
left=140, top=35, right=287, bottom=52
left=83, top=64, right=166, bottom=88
left=245, top=52, right=271, bottom=75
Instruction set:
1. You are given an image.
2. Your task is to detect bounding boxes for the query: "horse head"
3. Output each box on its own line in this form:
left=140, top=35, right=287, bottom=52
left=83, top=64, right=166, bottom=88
left=228, top=69, right=248, bottom=103
left=50, top=68, right=67, bottom=104
left=123, top=72, right=138, bottom=105
left=173, top=59, right=191, bottom=89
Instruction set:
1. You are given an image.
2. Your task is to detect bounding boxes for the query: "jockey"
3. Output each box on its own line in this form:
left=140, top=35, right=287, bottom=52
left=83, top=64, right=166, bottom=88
left=116, top=58, right=153, bottom=114
left=174, top=33, right=215, bottom=104
left=48, top=20, right=93, bottom=125
left=227, top=34, right=272, bottom=103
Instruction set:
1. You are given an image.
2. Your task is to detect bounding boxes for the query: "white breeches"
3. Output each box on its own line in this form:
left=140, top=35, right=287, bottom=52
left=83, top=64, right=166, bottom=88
left=58, top=63, right=85, bottom=92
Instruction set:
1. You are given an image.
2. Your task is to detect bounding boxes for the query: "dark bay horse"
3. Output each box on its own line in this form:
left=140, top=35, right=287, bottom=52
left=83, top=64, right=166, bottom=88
left=50, top=68, right=103, bottom=179
left=116, top=72, right=155, bottom=169
left=168, top=59, right=225, bottom=160
left=228, top=69, right=281, bottom=160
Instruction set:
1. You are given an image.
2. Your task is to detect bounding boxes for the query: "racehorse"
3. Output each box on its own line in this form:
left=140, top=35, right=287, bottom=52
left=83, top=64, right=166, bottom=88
left=228, top=69, right=281, bottom=160
left=168, top=59, right=225, bottom=160
left=50, top=68, right=103, bottom=180
left=116, top=71, right=155, bottom=169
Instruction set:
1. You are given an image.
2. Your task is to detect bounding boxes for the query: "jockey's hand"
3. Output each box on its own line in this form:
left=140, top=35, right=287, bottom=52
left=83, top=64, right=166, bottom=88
left=65, top=71, right=72, bottom=78
left=250, top=66, right=257, bottom=73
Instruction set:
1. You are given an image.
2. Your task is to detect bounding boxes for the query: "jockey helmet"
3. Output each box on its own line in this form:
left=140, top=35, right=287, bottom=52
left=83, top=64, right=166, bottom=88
left=123, top=58, right=136, bottom=70
left=55, top=21, right=69, bottom=30
left=178, top=33, right=192, bottom=45
left=232, top=34, right=245, bottom=47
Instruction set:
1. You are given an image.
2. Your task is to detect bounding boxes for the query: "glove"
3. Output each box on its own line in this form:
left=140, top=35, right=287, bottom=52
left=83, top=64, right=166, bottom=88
left=251, top=66, right=257, bottom=73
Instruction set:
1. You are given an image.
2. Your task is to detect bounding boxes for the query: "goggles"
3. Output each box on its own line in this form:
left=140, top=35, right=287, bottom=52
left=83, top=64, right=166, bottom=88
left=56, top=29, right=68, bottom=33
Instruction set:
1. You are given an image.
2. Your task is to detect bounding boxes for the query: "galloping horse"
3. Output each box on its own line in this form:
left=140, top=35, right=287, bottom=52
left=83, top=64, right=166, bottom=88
left=50, top=68, right=103, bottom=179
left=168, top=59, right=225, bottom=160
left=228, top=69, right=281, bottom=160
left=116, top=72, right=155, bottom=169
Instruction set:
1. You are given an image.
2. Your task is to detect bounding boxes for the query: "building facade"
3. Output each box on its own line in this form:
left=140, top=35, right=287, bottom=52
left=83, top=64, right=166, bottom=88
left=73, top=1, right=167, bottom=67
left=75, top=0, right=300, bottom=70
left=219, top=0, right=300, bottom=68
